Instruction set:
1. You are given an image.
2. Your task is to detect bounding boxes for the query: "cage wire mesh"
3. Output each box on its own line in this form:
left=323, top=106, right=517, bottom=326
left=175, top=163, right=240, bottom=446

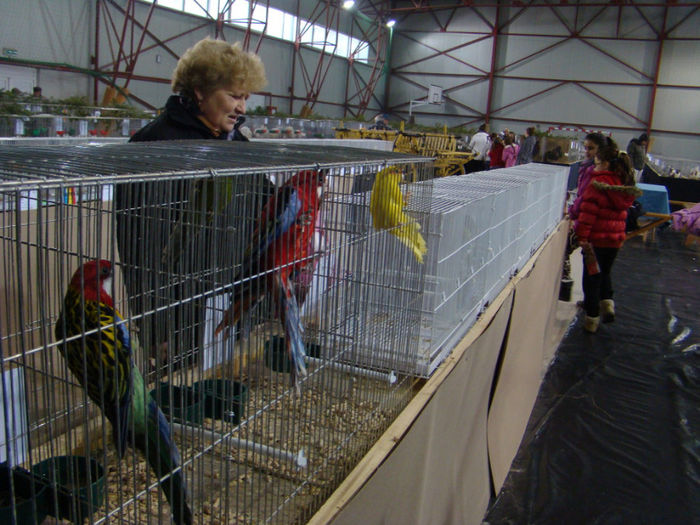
left=325, top=164, right=569, bottom=376
left=0, top=141, right=436, bottom=524
left=416, top=166, right=568, bottom=373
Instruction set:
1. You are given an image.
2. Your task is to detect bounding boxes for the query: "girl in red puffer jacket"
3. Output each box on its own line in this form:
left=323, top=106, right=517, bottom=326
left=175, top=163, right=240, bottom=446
left=575, top=140, right=642, bottom=333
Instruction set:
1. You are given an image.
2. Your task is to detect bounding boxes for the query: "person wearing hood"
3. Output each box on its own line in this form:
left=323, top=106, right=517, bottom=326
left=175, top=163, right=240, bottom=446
left=626, top=132, right=649, bottom=182
left=575, top=140, right=642, bottom=333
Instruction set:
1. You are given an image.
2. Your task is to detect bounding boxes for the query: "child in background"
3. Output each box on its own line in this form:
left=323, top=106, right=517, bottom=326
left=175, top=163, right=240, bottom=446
left=502, top=134, right=519, bottom=168
left=488, top=135, right=505, bottom=169
left=575, top=140, right=642, bottom=333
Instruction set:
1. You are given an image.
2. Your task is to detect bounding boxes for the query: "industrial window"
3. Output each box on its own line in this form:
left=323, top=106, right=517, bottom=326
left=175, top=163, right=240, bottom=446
left=144, top=0, right=369, bottom=63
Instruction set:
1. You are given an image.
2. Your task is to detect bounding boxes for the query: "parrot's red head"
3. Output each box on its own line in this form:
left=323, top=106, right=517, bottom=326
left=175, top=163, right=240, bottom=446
left=285, top=169, right=325, bottom=202
left=285, top=169, right=324, bottom=188
left=69, top=259, right=114, bottom=306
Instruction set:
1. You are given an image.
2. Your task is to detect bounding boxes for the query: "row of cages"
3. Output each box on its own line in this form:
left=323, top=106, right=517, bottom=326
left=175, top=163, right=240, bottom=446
left=0, top=140, right=567, bottom=524
left=0, top=115, right=347, bottom=140
left=645, top=154, right=700, bottom=179
left=0, top=116, right=152, bottom=139
left=245, top=117, right=342, bottom=140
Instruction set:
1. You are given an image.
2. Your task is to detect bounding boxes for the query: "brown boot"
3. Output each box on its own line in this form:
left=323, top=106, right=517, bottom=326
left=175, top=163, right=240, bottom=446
left=600, top=299, right=615, bottom=323
left=584, top=315, right=600, bottom=333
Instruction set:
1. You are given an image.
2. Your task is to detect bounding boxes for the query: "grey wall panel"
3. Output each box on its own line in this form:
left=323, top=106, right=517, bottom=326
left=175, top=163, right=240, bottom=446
left=393, top=33, right=493, bottom=76
left=0, top=0, right=92, bottom=67
left=493, top=81, right=645, bottom=129
left=499, top=37, right=652, bottom=84
left=649, top=133, right=699, bottom=160
left=398, top=8, right=495, bottom=33
left=387, top=6, right=699, bottom=159
left=38, top=70, right=92, bottom=102
left=651, top=88, right=699, bottom=133
left=666, top=6, right=700, bottom=38
left=658, top=41, right=700, bottom=86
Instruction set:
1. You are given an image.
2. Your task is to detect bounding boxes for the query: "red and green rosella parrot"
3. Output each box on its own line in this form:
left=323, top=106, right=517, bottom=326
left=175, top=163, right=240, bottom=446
left=214, top=169, right=325, bottom=388
left=55, top=260, right=193, bottom=525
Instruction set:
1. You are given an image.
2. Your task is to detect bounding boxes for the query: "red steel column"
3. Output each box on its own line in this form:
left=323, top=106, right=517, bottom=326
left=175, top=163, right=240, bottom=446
left=94, top=0, right=101, bottom=103
left=484, top=3, right=500, bottom=126
left=646, top=6, right=668, bottom=137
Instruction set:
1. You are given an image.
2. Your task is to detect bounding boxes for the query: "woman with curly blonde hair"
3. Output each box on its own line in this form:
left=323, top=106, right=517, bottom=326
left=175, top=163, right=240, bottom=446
left=121, top=38, right=269, bottom=360
left=132, top=37, right=266, bottom=141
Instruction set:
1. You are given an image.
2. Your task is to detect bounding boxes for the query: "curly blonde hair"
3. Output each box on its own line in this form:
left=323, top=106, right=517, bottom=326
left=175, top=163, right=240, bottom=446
left=171, top=38, right=267, bottom=98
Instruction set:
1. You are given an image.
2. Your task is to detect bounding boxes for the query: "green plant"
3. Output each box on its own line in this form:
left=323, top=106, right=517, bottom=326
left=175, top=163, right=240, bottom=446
left=449, top=125, right=476, bottom=137
left=0, top=88, right=31, bottom=115
left=249, top=105, right=269, bottom=115
left=404, top=122, right=447, bottom=133
left=56, top=96, right=92, bottom=117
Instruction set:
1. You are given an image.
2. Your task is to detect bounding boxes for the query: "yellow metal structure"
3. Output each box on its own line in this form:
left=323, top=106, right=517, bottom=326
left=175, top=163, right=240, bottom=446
left=334, top=125, right=398, bottom=142
left=392, top=124, right=474, bottom=178
left=335, top=122, right=474, bottom=178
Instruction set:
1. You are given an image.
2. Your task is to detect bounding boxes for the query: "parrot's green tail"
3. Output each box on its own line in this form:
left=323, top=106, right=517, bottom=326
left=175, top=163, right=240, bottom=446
left=392, top=220, right=427, bottom=264
left=145, top=398, right=193, bottom=525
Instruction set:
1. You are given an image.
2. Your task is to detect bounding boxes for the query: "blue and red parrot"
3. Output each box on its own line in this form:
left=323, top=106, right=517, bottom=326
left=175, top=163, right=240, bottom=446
left=55, top=260, right=192, bottom=525
left=215, top=169, right=325, bottom=387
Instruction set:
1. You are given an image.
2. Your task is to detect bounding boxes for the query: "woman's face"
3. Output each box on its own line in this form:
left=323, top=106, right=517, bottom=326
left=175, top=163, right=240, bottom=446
left=196, top=86, right=249, bottom=133
left=584, top=139, right=598, bottom=160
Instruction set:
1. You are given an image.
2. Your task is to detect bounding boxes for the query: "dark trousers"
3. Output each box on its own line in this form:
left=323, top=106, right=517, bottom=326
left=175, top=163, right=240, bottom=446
left=582, top=246, right=619, bottom=317
left=464, top=159, right=487, bottom=174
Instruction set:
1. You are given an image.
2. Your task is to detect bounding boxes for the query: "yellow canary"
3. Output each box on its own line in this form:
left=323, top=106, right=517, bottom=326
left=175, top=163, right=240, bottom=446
left=369, top=166, right=427, bottom=264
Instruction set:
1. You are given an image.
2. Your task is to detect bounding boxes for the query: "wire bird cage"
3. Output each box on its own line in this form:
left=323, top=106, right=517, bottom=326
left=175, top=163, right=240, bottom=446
left=0, top=141, right=433, bottom=524
left=326, top=163, right=569, bottom=376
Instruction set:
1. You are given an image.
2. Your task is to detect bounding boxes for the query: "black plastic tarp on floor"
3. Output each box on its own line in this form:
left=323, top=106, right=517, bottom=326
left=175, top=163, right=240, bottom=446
left=485, top=229, right=700, bottom=524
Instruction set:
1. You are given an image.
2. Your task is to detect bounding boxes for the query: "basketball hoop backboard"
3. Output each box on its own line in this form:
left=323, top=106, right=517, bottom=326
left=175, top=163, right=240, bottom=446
left=428, top=84, right=443, bottom=104
left=409, top=84, right=444, bottom=117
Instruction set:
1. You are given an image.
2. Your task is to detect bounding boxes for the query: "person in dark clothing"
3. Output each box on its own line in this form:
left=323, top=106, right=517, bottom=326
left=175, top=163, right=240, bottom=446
left=117, top=38, right=268, bottom=364
left=516, top=126, right=537, bottom=165
left=626, top=132, right=649, bottom=181
left=130, top=93, right=251, bottom=142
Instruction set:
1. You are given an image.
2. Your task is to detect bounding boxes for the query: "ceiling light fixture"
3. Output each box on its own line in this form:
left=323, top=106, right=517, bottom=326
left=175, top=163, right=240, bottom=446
left=386, top=19, right=396, bottom=28
left=343, top=0, right=355, bottom=9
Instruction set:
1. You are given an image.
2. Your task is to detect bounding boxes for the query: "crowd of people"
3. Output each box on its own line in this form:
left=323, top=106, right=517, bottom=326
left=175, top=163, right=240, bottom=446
left=464, top=124, right=540, bottom=173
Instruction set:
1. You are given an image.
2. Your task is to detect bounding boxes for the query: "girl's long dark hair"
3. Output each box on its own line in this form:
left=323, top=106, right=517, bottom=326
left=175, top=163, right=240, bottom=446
left=585, top=132, right=607, bottom=150
left=596, top=138, right=635, bottom=186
